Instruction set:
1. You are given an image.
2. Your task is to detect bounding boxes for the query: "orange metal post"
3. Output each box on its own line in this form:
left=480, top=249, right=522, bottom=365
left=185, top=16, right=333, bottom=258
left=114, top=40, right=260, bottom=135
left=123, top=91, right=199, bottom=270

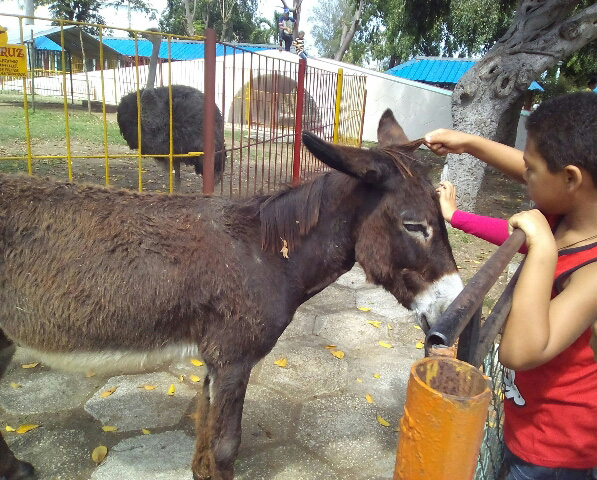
left=394, top=357, right=491, bottom=480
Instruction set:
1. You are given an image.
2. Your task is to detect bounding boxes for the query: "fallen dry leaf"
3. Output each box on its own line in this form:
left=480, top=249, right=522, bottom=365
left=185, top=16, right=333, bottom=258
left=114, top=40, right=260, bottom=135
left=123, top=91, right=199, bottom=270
left=325, top=345, right=337, bottom=349
left=101, top=426, right=118, bottom=432
left=373, top=374, right=381, bottom=379
left=142, top=429, right=151, bottom=435
left=367, top=321, right=382, bottom=328
left=16, top=424, right=40, bottom=434
left=167, top=384, right=176, bottom=396
left=330, top=350, right=345, bottom=359
left=379, top=341, right=393, bottom=348
left=413, top=325, right=422, bottom=330
left=356, top=378, right=362, bottom=383
left=21, top=363, right=39, bottom=369
left=365, top=394, right=373, bottom=404
left=387, top=324, right=393, bottom=330
left=357, top=306, right=371, bottom=312
left=100, top=387, right=118, bottom=398
left=91, top=445, right=108, bottom=464
left=415, top=341, right=424, bottom=349
left=85, top=372, right=96, bottom=378
left=280, top=238, right=289, bottom=258
left=5, top=426, right=15, bottom=432
left=190, top=359, right=203, bottom=367
left=179, top=375, right=185, bottom=382
left=189, top=375, right=201, bottom=383
left=376, top=415, right=390, bottom=427
left=139, top=384, right=156, bottom=391
left=10, top=382, right=21, bottom=389
left=274, top=357, right=288, bottom=368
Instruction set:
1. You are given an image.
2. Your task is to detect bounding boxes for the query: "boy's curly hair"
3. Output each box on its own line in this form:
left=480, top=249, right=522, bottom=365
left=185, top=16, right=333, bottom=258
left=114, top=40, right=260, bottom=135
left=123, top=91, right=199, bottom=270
left=526, top=92, right=597, bottom=184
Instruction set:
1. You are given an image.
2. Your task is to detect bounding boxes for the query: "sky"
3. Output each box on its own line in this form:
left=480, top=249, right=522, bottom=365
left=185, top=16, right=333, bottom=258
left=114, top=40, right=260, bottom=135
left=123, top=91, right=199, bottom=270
left=0, top=0, right=316, bottom=47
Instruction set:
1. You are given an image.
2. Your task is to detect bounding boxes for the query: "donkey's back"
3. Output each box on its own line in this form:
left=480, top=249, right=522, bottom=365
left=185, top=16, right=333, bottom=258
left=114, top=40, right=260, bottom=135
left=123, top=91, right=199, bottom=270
left=0, top=174, right=272, bottom=372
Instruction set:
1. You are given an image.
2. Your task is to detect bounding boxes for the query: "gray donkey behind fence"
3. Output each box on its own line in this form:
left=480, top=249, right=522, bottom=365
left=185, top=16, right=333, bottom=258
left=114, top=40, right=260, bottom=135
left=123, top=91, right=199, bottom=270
left=0, top=109, right=463, bottom=480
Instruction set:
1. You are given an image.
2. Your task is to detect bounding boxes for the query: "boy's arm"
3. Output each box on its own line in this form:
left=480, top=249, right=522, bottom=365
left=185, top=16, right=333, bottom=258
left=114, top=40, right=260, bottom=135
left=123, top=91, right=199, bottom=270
left=437, top=181, right=525, bottom=250
left=499, top=210, right=597, bottom=370
left=425, top=129, right=526, bottom=184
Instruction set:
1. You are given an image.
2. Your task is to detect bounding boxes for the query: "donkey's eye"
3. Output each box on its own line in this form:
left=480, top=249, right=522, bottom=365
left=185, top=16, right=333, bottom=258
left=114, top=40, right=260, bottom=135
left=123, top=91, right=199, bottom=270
left=403, top=222, right=430, bottom=240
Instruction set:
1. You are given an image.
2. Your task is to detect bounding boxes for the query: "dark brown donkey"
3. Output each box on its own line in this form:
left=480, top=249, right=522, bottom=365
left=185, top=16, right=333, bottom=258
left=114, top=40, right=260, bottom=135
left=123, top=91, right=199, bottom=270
left=0, top=109, right=462, bottom=480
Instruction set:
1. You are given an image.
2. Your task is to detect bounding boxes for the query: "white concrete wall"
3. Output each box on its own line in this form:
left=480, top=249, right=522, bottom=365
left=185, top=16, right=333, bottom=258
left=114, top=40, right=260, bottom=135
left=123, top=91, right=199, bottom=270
left=2, top=47, right=529, bottom=149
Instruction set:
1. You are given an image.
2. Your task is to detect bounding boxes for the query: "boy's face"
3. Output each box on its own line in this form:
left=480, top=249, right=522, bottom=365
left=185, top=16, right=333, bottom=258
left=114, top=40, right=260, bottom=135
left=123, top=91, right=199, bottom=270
left=523, top=136, right=568, bottom=213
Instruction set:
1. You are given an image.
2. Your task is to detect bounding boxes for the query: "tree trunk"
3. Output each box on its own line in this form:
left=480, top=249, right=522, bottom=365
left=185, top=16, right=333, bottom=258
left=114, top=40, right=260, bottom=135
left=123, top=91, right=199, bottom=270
left=445, top=0, right=597, bottom=211
left=183, top=0, right=197, bottom=36
left=334, top=0, right=364, bottom=61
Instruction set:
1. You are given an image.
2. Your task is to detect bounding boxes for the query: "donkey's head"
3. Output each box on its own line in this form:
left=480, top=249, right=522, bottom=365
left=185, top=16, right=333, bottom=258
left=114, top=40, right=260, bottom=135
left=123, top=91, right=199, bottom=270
left=302, top=109, right=462, bottom=331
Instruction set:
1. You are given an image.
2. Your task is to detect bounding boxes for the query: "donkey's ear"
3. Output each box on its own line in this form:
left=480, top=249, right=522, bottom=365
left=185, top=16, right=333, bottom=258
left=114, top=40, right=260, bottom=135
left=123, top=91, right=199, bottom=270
left=302, top=131, right=391, bottom=184
left=377, top=109, right=409, bottom=147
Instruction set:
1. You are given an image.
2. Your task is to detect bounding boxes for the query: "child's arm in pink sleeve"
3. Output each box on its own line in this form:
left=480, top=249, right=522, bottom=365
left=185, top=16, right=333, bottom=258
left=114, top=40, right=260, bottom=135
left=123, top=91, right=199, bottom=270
left=450, top=210, right=527, bottom=253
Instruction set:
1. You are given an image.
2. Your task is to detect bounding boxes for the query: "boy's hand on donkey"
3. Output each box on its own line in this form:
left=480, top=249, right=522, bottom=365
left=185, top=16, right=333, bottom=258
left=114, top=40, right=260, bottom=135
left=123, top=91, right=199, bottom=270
left=424, top=129, right=474, bottom=156
left=436, top=181, right=457, bottom=223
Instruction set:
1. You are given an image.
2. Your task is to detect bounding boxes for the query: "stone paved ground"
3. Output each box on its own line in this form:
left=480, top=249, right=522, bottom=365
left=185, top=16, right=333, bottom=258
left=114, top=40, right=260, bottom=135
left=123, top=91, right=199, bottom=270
left=1, top=264, right=427, bottom=480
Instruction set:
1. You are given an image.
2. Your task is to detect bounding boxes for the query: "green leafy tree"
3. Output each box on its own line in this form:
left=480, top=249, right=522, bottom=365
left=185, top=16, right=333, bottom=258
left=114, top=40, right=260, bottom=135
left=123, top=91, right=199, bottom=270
left=35, top=0, right=156, bottom=33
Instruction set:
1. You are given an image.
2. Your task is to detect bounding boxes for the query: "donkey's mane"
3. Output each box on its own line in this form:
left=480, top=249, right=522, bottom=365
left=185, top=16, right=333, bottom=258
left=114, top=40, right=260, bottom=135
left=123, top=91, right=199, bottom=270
left=259, top=172, right=329, bottom=253
left=378, top=138, right=426, bottom=178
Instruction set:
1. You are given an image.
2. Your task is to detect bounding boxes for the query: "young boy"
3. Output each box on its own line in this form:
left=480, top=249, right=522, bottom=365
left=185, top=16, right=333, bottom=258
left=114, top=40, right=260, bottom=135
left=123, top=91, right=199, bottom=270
left=425, top=92, right=597, bottom=480
left=292, top=31, right=307, bottom=60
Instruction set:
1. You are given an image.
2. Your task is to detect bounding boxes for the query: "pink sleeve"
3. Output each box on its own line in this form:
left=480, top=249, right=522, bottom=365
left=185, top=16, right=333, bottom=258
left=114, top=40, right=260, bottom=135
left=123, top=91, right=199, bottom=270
left=451, top=210, right=527, bottom=253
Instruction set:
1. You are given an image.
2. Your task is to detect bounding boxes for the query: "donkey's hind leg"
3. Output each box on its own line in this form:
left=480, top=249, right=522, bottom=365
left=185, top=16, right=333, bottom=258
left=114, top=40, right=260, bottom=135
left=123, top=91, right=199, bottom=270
left=191, top=364, right=251, bottom=480
left=0, top=330, right=35, bottom=480
left=192, top=373, right=215, bottom=479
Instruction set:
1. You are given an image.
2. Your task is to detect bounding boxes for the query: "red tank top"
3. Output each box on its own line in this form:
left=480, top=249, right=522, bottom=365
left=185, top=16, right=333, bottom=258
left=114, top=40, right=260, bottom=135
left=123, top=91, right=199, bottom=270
left=503, top=242, right=597, bottom=468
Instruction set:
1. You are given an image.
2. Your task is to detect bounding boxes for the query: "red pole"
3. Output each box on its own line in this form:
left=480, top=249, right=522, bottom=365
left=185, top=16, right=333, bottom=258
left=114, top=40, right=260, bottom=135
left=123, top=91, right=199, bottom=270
left=292, top=58, right=306, bottom=186
left=202, top=28, right=216, bottom=195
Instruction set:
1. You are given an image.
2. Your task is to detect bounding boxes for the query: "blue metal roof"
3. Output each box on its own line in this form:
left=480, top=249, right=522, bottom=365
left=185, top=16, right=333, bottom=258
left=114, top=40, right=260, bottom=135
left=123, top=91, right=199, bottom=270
left=26, top=34, right=270, bottom=60
left=34, top=36, right=62, bottom=51
left=102, top=37, right=270, bottom=60
left=387, top=57, right=544, bottom=91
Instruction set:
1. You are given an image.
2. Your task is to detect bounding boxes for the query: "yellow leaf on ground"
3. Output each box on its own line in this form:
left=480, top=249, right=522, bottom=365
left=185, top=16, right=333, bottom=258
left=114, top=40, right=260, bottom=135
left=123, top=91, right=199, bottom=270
left=16, top=424, right=39, bottom=434
left=5, top=426, right=16, bottom=432
left=325, top=345, right=337, bottom=349
left=376, top=415, right=390, bottom=427
left=415, top=341, right=424, bottom=349
left=21, top=362, right=38, bottom=369
left=413, top=325, right=422, bottom=330
left=101, top=426, right=118, bottom=432
left=379, top=341, right=393, bottom=348
left=10, top=382, right=21, bottom=389
left=92, top=445, right=108, bottom=464
left=330, top=350, right=345, bottom=359
left=179, top=375, right=185, bottom=382
left=365, top=394, right=373, bottom=404
left=387, top=324, right=393, bottom=330
left=100, top=387, right=118, bottom=398
left=373, top=374, right=381, bottom=379
left=190, top=359, right=203, bottom=367
left=274, top=358, right=288, bottom=368
left=139, top=384, right=156, bottom=391
left=367, top=321, right=382, bottom=328
left=357, top=306, right=371, bottom=312
left=189, top=375, right=201, bottom=383
left=167, top=384, right=176, bottom=396
left=142, top=429, right=151, bottom=435
left=356, top=378, right=362, bottom=383
left=85, top=372, right=96, bottom=378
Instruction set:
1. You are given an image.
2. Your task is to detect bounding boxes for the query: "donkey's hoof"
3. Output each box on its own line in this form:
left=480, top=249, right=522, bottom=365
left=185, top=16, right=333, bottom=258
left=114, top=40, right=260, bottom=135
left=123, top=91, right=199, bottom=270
left=1, top=459, right=35, bottom=480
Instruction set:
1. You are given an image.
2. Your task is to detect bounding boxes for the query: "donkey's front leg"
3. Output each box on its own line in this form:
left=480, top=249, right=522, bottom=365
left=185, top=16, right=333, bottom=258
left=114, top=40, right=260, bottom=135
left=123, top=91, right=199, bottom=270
left=0, top=331, right=35, bottom=480
left=192, top=364, right=251, bottom=480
